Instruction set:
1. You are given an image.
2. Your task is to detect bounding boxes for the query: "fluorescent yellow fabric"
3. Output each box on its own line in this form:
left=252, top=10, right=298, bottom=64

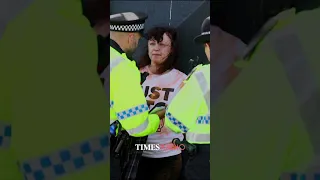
left=0, top=39, right=22, bottom=179
left=211, top=8, right=315, bottom=180
left=165, top=64, right=210, bottom=144
left=110, top=47, right=160, bottom=137
left=0, top=0, right=110, bottom=179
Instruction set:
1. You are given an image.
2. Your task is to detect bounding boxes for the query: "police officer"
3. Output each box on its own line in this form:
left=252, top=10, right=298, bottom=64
left=106, top=12, right=166, bottom=136
left=106, top=12, right=167, bottom=180
left=164, top=16, right=210, bottom=180
left=210, top=1, right=318, bottom=180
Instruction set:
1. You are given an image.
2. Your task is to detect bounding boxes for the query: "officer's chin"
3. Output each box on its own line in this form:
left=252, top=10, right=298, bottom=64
left=127, top=46, right=138, bottom=58
left=126, top=52, right=132, bottom=59
left=126, top=50, right=135, bottom=60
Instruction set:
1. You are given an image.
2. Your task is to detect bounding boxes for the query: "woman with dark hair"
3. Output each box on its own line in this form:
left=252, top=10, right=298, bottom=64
left=138, top=27, right=179, bottom=74
left=135, top=27, right=187, bottom=180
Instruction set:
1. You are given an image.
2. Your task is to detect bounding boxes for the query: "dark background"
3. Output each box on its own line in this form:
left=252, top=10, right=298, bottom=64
left=210, top=0, right=320, bottom=44
left=110, top=0, right=210, bottom=75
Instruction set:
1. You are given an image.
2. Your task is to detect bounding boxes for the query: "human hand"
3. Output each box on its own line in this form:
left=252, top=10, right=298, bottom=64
left=156, top=109, right=166, bottom=119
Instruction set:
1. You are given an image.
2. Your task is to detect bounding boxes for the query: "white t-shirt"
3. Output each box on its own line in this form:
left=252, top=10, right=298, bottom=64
left=140, top=66, right=186, bottom=158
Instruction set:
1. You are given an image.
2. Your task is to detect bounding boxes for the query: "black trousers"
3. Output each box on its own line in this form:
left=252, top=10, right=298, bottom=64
left=185, top=144, right=210, bottom=180
left=110, top=135, right=121, bottom=180
left=136, top=154, right=182, bottom=180
left=179, top=149, right=189, bottom=180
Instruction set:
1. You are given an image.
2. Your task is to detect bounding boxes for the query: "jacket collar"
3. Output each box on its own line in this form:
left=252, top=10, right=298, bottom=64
left=110, top=39, right=124, bottom=54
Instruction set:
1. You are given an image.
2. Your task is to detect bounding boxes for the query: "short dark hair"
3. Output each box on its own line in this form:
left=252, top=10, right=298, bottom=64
left=137, top=27, right=179, bottom=73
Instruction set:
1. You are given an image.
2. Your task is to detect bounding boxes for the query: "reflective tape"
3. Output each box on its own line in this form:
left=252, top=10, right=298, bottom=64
left=126, top=119, right=149, bottom=135
left=196, top=115, right=210, bottom=124
left=166, top=111, right=189, bottom=133
left=116, top=104, right=148, bottom=120
left=0, top=121, right=11, bottom=148
left=101, top=56, right=124, bottom=84
left=110, top=56, right=125, bottom=72
left=19, top=134, right=109, bottom=180
left=186, top=132, right=210, bottom=143
left=272, top=27, right=320, bottom=154
left=194, top=71, right=210, bottom=109
left=110, top=119, right=116, bottom=125
left=273, top=32, right=317, bottom=106
left=99, top=66, right=109, bottom=82
left=101, top=56, right=125, bottom=87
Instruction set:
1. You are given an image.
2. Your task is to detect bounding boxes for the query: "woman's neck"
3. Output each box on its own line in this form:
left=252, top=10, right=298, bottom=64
left=148, top=63, right=166, bottom=75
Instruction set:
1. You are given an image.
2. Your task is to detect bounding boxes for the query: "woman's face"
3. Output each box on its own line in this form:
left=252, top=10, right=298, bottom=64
left=148, top=33, right=172, bottom=65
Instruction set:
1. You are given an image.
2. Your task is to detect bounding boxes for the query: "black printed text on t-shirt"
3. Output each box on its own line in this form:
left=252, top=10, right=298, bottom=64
left=143, top=86, right=175, bottom=132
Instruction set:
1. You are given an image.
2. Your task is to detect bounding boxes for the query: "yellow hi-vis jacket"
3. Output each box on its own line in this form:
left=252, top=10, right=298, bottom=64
left=109, top=46, right=160, bottom=137
left=0, top=0, right=109, bottom=179
left=165, top=64, right=210, bottom=144
left=211, top=8, right=316, bottom=180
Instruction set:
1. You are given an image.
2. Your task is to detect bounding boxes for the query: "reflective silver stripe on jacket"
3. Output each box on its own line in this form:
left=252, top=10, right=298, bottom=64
left=186, top=132, right=210, bottom=143
left=110, top=56, right=125, bottom=72
left=126, top=119, right=149, bottom=135
left=272, top=30, right=317, bottom=106
left=100, top=56, right=125, bottom=85
left=0, top=121, right=11, bottom=148
left=110, top=119, right=116, bottom=125
left=194, top=71, right=210, bottom=109
left=272, top=27, right=320, bottom=154
left=19, top=134, right=109, bottom=180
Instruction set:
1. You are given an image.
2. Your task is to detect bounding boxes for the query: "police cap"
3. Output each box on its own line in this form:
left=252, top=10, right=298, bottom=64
left=110, top=12, right=148, bottom=32
left=194, top=16, right=210, bottom=43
